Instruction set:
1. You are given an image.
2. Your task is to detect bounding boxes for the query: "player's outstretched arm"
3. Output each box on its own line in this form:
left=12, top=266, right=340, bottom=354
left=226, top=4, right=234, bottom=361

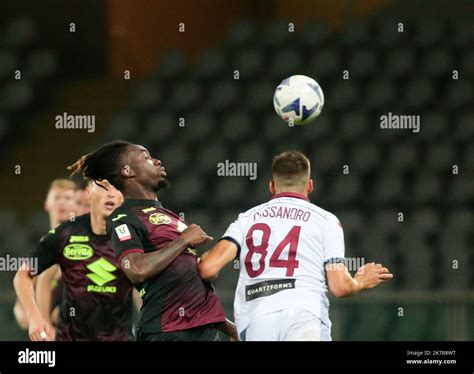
left=197, top=239, right=237, bottom=281
left=121, top=224, right=213, bottom=284
left=326, top=262, right=393, bottom=298
left=13, top=265, right=55, bottom=341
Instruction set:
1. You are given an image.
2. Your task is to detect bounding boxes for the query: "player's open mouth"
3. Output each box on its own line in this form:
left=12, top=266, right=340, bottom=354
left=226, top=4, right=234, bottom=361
left=160, top=167, right=167, bottom=177
left=104, top=201, right=116, bottom=210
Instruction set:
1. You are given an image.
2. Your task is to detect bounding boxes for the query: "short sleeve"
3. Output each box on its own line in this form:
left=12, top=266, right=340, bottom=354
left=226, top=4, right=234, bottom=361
left=108, top=215, right=145, bottom=263
left=30, top=230, right=61, bottom=275
left=323, top=214, right=345, bottom=266
left=220, top=215, right=245, bottom=255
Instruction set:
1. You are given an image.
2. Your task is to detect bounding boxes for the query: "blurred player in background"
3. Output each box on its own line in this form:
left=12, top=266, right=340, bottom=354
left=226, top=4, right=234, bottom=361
left=35, top=178, right=92, bottom=337
left=13, top=179, right=77, bottom=332
left=14, top=179, right=136, bottom=341
left=198, top=151, right=393, bottom=341
left=68, top=140, right=238, bottom=341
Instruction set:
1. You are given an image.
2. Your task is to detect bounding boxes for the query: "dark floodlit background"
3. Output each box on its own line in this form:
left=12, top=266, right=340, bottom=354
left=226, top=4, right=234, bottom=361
left=0, top=0, right=472, bottom=340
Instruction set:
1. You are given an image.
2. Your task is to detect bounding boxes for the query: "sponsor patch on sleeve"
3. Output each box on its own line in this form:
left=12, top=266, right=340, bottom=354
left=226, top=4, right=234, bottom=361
left=115, top=224, right=132, bottom=242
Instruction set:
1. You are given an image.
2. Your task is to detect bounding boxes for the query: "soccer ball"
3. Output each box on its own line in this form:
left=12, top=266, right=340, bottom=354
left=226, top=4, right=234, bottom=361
left=273, top=75, right=324, bottom=125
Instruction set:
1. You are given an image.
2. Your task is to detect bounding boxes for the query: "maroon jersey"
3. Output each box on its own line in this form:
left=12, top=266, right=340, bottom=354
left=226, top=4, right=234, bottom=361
left=107, top=198, right=226, bottom=333
left=30, top=214, right=134, bottom=341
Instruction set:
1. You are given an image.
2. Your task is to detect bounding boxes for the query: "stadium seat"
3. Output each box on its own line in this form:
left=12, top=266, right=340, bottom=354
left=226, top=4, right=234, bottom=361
left=24, top=50, right=59, bottom=80
left=232, top=48, right=264, bottom=80
left=195, top=49, right=227, bottom=81
left=371, top=172, right=404, bottom=204
left=338, top=111, right=370, bottom=141
left=270, top=49, right=303, bottom=79
left=445, top=80, right=473, bottom=110
left=0, top=49, right=19, bottom=80
left=208, top=80, right=240, bottom=110
left=181, top=111, right=216, bottom=142
left=105, top=113, right=139, bottom=141
left=348, top=48, right=379, bottom=77
left=326, top=80, right=359, bottom=111
left=153, top=50, right=187, bottom=80
left=342, top=20, right=371, bottom=46
left=325, top=175, right=362, bottom=205
left=307, top=47, right=342, bottom=79
left=128, top=81, right=162, bottom=113
left=366, top=78, right=397, bottom=110
left=4, top=18, right=37, bottom=49
left=259, top=20, right=293, bottom=49
left=301, top=22, right=332, bottom=48
left=387, top=142, right=419, bottom=172
left=0, top=80, right=34, bottom=112
left=224, top=19, right=257, bottom=48
left=425, top=143, right=455, bottom=171
left=455, top=112, right=474, bottom=143
left=415, top=112, right=447, bottom=141
left=169, top=78, right=201, bottom=111
left=350, top=141, right=381, bottom=174
left=374, top=17, right=408, bottom=47
left=384, top=47, right=416, bottom=78
left=423, top=47, right=453, bottom=76
left=167, top=172, right=205, bottom=207
left=415, top=19, right=447, bottom=48
left=157, top=139, right=190, bottom=172
left=140, top=112, right=179, bottom=145
left=411, top=172, right=442, bottom=204
left=411, top=208, right=440, bottom=235
left=402, top=78, right=434, bottom=109
left=245, top=81, right=275, bottom=110
left=447, top=175, right=474, bottom=204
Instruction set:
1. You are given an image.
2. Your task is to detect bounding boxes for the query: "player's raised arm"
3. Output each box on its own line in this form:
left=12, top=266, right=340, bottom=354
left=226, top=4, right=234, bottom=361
left=118, top=224, right=213, bottom=284
left=325, top=261, right=393, bottom=298
left=198, top=239, right=238, bottom=281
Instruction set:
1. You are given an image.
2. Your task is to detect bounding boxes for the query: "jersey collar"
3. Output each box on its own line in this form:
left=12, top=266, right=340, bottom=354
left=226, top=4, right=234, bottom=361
left=271, top=192, right=310, bottom=202
left=124, top=198, right=163, bottom=207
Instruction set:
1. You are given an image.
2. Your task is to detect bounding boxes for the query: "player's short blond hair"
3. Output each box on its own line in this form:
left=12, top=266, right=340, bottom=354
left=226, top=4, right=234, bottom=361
left=271, top=151, right=311, bottom=188
left=49, top=178, right=77, bottom=191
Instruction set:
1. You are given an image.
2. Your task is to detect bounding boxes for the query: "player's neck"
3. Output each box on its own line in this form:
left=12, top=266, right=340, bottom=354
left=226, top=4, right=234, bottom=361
left=90, top=212, right=107, bottom=235
left=122, top=184, right=157, bottom=201
left=274, top=189, right=307, bottom=197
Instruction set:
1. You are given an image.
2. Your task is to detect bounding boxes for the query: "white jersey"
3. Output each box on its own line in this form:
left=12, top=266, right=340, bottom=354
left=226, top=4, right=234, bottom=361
left=222, top=192, right=345, bottom=335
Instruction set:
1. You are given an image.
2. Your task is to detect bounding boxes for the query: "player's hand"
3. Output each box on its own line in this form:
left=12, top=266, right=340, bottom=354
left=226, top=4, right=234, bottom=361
left=354, top=262, right=393, bottom=291
left=28, top=313, right=55, bottom=341
left=180, top=224, right=213, bottom=246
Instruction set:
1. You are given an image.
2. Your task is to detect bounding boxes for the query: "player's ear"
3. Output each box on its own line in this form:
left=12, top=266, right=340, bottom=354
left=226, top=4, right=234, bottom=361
left=269, top=180, right=276, bottom=195
left=307, top=179, right=314, bottom=194
left=121, top=165, right=135, bottom=178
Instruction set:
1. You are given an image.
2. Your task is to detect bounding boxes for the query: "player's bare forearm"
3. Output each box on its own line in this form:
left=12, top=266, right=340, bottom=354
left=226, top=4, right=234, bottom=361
left=122, top=237, right=189, bottom=283
left=13, top=268, right=42, bottom=322
left=326, top=262, right=393, bottom=298
left=36, top=266, right=57, bottom=323
left=198, top=239, right=237, bottom=280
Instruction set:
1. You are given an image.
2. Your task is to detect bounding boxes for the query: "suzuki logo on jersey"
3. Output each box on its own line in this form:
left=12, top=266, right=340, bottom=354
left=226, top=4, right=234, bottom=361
left=86, top=258, right=117, bottom=293
left=115, top=224, right=132, bottom=242
left=149, top=213, right=171, bottom=225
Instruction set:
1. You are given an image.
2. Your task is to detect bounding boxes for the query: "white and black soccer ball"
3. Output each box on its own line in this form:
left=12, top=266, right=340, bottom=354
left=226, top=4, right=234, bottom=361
left=273, top=75, right=324, bottom=125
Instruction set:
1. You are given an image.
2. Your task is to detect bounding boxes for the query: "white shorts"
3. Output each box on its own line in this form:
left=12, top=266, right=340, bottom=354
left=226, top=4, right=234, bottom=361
left=240, top=308, right=331, bottom=341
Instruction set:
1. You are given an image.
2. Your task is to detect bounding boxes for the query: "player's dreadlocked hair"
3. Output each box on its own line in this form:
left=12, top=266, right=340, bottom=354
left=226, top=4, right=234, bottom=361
left=68, top=140, right=132, bottom=190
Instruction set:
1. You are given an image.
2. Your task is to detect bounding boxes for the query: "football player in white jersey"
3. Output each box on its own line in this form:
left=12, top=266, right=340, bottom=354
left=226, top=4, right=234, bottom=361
left=198, top=151, right=393, bottom=341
